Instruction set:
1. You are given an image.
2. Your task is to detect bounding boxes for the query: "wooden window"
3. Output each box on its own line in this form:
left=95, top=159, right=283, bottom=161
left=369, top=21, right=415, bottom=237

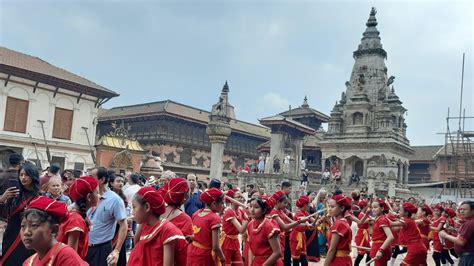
left=4, top=96, right=29, bottom=133
left=52, top=107, right=73, bottom=140
left=74, top=162, right=84, bottom=171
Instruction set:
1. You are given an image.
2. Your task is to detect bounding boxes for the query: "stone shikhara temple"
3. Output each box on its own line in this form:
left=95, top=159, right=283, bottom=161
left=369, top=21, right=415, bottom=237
left=319, top=7, right=414, bottom=197
left=236, top=8, right=415, bottom=198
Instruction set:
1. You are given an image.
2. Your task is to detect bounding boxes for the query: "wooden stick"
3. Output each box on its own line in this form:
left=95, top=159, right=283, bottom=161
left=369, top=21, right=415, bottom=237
left=352, top=245, right=371, bottom=251
left=366, top=258, right=376, bottom=265
left=225, top=195, right=247, bottom=208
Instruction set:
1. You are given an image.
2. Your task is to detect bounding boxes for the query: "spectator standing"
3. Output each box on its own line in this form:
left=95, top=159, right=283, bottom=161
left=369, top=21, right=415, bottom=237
left=321, top=168, right=331, bottom=185
left=184, top=174, right=204, bottom=217
left=85, top=167, right=127, bottom=266
left=39, top=163, right=61, bottom=192
left=45, top=177, right=71, bottom=205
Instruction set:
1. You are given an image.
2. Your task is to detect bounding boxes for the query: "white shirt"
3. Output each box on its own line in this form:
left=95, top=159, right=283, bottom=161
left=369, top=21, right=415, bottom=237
left=124, top=184, right=141, bottom=205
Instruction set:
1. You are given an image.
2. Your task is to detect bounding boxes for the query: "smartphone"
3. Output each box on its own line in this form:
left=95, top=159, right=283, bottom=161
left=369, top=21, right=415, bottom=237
left=8, top=178, right=20, bottom=189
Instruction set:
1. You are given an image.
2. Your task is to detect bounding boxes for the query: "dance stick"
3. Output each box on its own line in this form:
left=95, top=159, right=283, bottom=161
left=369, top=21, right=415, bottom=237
left=366, top=258, right=376, bottom=265
left=225, top=195, right=247, bottom=208
left=307, top=208, right=326, bottom=218
left=352, top=245, right=371, bottom=251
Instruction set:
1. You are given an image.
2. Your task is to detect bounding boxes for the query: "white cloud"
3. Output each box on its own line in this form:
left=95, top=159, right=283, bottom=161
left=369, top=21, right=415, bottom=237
left=262, top=92, right=290, bottom=110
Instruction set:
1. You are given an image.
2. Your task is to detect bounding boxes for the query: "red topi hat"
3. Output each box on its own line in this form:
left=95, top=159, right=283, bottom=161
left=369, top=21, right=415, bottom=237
left=160, top=177, right=189, bottom=205
left=137, top=186, right=166, bottom=216
left=200, top=188, right=224, bottom=205
left=402, top=202, right=417, bottom=214
left=68, top=176, right=98, bottom=202
left=271, top=191, right=285, bottom=202
left=296, top=196, right=310, bottom=208
left=28, top=196, right=68, bottom=222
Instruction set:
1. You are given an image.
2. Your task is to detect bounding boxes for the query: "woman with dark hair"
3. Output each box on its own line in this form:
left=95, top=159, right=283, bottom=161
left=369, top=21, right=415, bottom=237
left=247, top=196, right=282, bottom=266
left=323, top=194, right=352, bottom=266
left=369, top=199, right=394, bottom=266
left=21, top=196, right=87, bottom=265
left=57, top=176, right=99, bottom=258
left=108, top=173, right=128, bottom=266
left=0, top=161, right=40, bottom=265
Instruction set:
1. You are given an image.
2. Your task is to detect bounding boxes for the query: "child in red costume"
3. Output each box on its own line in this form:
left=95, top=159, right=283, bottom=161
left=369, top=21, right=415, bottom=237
left=247, top=196, right=282, bottom=266
left=430, top=204, right=447, bottom=266
left=128, top=186, right=187, bottom=265
left=353, top=199, right=372, bottom=266
left=369, top=199, right=395, bottom=266
left=415, top=204, right=432, bottom=250
left=57, top=176, right=99, bottom=259
left=390, top=202, right=428, bottom=266
left=187, top=188, right=226, bottom=266
left=290, top=195, right=311, bottom=266
left=222, top=188, right=249, bottom=266
left=21, top=196, right=88, bottom=266
left=323, top=194, right=352, bottom=266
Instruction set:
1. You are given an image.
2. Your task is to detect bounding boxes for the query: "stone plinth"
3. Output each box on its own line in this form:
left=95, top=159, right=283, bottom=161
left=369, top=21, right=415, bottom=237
left=206, top=116, right=231, bottom=180
left=140, top=152, right=163, bottom=179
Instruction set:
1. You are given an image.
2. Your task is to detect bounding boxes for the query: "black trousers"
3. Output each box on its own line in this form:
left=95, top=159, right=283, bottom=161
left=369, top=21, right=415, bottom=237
left=85, top=241, right=112, bottom=266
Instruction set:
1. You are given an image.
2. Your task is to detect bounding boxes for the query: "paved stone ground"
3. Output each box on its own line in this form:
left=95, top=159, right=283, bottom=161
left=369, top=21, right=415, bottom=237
left=309, top=252, right=439, bottom=265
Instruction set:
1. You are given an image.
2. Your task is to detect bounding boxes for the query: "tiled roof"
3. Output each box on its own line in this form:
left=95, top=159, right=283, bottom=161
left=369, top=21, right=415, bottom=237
left=408, top=145, right=443, bottom=161
left=279, top=106, right=330, bottom=122
left=0, top=46, right=118, bottom=98
left=98, top=100, right=271, bottom=138
left=259, top=115, right=316, bottom=135
left=96, top=136, right=144, bottom=151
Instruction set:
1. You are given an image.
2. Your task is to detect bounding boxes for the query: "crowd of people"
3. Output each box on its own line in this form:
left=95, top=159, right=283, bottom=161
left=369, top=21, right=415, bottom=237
left=0, top=153, right=473, bottom=266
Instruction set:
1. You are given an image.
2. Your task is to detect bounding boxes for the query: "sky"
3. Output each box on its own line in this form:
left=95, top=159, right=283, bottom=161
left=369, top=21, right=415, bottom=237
left=0, top=0, right=472, bottom=146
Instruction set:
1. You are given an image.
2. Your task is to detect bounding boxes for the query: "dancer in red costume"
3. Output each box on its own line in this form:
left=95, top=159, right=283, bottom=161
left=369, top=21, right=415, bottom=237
left=323, top=194, right=352, bottom=266
left=390, top=202, right=428, bottom=266
left=369, top=199, right=395, bottom=266
left=187, top=188, right=226, bottom=266
left=127, top=186, right=187, bottom=266
left=247, top=196, right=282, bottom=266
left=353, top=199, right=372, bottom=266
left=222, top=188, right=249, bottom=266
left=57, top=176, right=99, bottom=259
left=21, top=196, right=88, bottom=266
left=430, top=204, right=446, bottom=266
left=415, top=204, right=432, bottom=250
left=290, top=195, right=311, bottom=266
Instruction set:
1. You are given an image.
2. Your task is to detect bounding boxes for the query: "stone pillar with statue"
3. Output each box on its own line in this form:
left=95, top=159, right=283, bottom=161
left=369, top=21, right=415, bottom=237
left=206, top=81, right=234, bottom=180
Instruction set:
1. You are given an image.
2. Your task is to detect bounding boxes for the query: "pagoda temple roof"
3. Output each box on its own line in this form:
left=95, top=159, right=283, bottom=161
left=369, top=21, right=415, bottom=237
left=278, top=96, right=330, bottom=122
left=259, top=115, right=316, bottom=135
left=96, top=136, right=144, bottom=151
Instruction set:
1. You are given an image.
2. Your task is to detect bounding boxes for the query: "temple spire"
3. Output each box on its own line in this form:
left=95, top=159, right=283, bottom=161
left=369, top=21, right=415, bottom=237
left=222, top=80, right=229, bottom=93
left=302, top=96, right=309, bottom=108
left=353, top=7, right=387, bottom=59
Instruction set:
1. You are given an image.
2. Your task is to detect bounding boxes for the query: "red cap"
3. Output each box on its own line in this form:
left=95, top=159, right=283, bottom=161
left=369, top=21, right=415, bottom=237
left=160, top=177, right=189, bottom=205
left=226, top=188, right=239, bottom=198
left=402, top=202, right=417, bottom=214
left=444, top=208, right=456, bottom=218
left=200, top=188, right=224, bottom=205
left=137, top=186, right=166, bottom=216
left=68, top=176, right=98, bottom=202
left=28, top=196, right=68, bottom=222
left=433, top=204, right=444, bottom=212
left=296, top=196, right=310, bottom=208
left=376, top=199, right=389, bottom=214
left=271, top=191, right=285, bottom=202
left=332, top=194, right=351, bottom=209
left=261, top=195, right=276, bottom=214
left=421, top=204, right=433, bottom=215
left=357, top=199, right=369, bottom=209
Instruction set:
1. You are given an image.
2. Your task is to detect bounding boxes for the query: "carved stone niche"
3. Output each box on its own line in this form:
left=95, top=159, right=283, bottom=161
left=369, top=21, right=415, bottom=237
left=196, top=156, right=206, bottom=167
left=111, top=150, right=133, bottom=169
left=165, top=152, right=176, bottom=163
left=179, top=147, right=193, bottom=165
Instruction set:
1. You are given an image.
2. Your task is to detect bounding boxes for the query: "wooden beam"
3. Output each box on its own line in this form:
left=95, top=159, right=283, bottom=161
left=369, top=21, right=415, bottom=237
left=94, top=98, right=101, bottom=108
left=77, top=93, right=83, bottom=104
left=53, top=87, right=59, bottom=98
left=4, top=74, right=11, bottom=86
left=33, top=81, right=39, bottom=93
left=98, top=97, right=111, bottom=107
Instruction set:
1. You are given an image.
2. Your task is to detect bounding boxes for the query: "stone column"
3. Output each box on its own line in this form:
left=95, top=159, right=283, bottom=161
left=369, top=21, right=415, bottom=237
left=362, top=159, right=368, bottom=178
left=292, top=137, right=304, bottom=177
left=398, top=163, right=403, bottom=184
left=341, top=158, right=346, bottom=183
left=268, top=132, right=285, bottom=174
left=367, top=173, right=376, bottom=195
left=206, top=117, right=231, bottom=180
left=387, top=175, right=397, bottom=197
left=404, top=164, right=409, bottom=184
